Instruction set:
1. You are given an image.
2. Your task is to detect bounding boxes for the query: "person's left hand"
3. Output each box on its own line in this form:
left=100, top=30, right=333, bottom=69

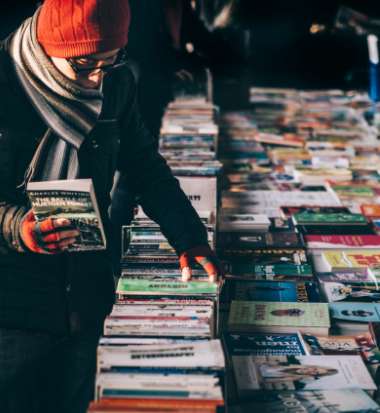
left=179, top=245, right=224, bottom=283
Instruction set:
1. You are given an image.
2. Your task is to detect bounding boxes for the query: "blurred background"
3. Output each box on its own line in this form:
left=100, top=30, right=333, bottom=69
left=1, top=0, right=380, bottom=109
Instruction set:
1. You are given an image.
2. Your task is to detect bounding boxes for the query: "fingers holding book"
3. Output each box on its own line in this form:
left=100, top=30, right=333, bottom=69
left=179, top=245, right=225, bottom=283
left=19, top=210, right=79, bottom=254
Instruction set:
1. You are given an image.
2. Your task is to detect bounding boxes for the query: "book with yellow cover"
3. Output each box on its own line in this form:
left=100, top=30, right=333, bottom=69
left=321, top=250, right=380, bottom=272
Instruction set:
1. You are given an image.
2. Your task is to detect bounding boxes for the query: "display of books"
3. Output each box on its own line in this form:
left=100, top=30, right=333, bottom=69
left=89, top=88, right=380, bottom=412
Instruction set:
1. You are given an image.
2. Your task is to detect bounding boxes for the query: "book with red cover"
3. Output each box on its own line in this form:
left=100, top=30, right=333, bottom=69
left=306, top=234, right=380, bottom=249
left=87, top=398, right=222, bottom=412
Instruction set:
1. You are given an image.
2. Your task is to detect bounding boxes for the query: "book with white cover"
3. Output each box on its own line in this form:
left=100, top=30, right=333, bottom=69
left=178, top=176, right=218, bottom=224
left=103, top=318, right=212, bottom=338
left=219, top=213, right=270, bottom=232
left=97, top=340, right=225, bottom=372
left=232, top=355, right=376, bottom=395
left=108, top=304, right=213, bottom=318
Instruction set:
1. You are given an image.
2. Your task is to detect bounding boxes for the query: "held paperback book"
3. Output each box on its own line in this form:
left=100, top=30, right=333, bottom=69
left=27, top=179, right=106, bottom=251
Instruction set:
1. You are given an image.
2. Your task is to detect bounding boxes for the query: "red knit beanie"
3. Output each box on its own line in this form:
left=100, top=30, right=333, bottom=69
left=37, top=0, right=131, bottom=58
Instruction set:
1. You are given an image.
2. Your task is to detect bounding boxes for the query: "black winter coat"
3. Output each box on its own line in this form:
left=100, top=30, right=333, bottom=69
left=0, top=40, right=208, bottom=335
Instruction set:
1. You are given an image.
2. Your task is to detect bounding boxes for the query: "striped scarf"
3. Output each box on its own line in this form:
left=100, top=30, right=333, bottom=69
left=8, top=8, right=103, bottom=182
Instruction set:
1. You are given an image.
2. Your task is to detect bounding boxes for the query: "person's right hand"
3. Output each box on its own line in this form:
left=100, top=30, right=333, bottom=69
left=19, top=210, right=80, bottom=254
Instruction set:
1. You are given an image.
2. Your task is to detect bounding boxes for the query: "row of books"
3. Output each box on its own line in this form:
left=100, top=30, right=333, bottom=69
left=88, top=96, right=226, bottom=412
left=218, top=88, right=380, bottom=412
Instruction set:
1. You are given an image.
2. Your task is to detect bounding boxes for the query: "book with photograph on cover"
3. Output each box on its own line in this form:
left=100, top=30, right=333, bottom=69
left=27, top=179, right=106, bottom=251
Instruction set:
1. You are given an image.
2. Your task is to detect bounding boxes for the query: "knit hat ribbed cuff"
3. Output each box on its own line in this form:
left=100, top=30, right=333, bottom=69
left=40, top=35, right=129, bottom=58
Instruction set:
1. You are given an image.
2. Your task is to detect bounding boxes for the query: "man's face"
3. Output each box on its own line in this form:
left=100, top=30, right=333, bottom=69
left=51, top=49, right=120, bottom=89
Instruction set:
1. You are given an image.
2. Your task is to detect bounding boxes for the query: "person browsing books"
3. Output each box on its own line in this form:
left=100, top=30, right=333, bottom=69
left=0, top=1, right=223, bottom=412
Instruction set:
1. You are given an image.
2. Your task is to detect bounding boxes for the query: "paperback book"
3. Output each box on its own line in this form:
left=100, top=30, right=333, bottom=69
left=224, top=332, right=308, bottom=356
left=228, top=301, right=330, bottom=335
left=27, top=179, right=106, bottom=251
left=227, top=280, right=320, bottom=303
left=232, top=355, right=376, bottom=394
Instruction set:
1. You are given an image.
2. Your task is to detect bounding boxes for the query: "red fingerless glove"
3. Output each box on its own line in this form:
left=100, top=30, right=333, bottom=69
left=19, top=210, right=62, bottom=254
left=179, top=245, right=224, bottom=281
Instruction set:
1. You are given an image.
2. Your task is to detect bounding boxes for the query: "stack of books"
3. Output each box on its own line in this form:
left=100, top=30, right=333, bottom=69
left=90, top=340, right=225, bottom=412
left=160, top=96, right=222, bottom=226
left=160, top=96, right=222, bottom=178
left=88, top=229, right=225, bottom=411
left=88, top=95, right=225, bottom=413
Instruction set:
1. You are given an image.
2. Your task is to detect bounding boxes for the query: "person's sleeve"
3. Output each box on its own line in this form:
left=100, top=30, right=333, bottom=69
left=116, top=71, right=208, bottom=255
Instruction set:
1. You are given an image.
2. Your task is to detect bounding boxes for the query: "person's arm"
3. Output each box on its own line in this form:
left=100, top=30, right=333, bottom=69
left=0, top=126, right=80, bottom=255
left=117, top=69, right=222, bottom=280
left=117, top=71, right=207, bottom=253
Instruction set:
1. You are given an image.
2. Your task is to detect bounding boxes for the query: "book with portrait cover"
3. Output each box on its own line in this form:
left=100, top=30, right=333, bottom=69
left=320, top=281, right=380, bottom=303
left=27, top=179, right=106, bottom=251
left=232, top=355, right=376, bottom=394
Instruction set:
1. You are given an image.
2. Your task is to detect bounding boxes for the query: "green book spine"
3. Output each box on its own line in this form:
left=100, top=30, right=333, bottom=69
left=254, top=264, right=313, bottom=277
left=117, top=278, right=218, bottom=295
left=294, top=212, right=367, bottom=225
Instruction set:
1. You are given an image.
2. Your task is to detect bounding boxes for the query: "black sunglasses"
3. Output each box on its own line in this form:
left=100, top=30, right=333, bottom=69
left=67, top=49, right=127, bottom=74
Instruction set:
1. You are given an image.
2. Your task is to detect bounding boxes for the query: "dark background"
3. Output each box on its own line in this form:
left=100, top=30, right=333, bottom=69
left=1, top=1, right=380, bottom=104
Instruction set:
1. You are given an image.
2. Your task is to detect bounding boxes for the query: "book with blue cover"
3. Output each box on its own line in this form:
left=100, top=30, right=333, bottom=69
left=224, top=332, right=308, bottom=356
left=330, top=302, right=380, bottom=323
left=228, top=280, right=320, bottom=302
